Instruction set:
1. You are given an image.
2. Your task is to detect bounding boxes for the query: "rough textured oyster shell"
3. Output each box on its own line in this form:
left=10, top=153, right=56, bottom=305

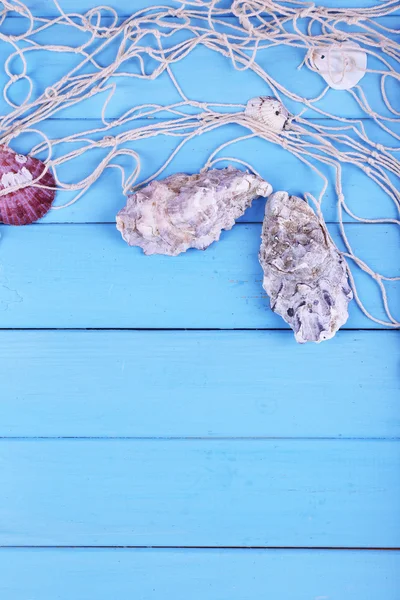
left=245, top=96, right=292, bottom=131
left=117, top=167, right=272, bottom=255
left=0, top=144, right=56, bottom=225
left=259, top=191, right=353, bottom=343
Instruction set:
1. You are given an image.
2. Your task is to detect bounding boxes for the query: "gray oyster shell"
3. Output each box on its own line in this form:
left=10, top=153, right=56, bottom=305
left=117, top=167, right=272, bottom=255
left=259, top=191, right=353, bottom=343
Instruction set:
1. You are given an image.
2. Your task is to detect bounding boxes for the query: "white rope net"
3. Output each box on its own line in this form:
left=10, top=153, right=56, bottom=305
left=0, top=0, right=399, bottom=327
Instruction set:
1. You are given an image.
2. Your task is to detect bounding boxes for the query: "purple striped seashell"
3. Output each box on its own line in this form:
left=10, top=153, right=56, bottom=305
left=0, top=145, right=56, bottom=225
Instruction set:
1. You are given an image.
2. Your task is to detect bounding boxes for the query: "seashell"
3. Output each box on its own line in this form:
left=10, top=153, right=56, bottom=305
left=259, top=191, right=353, bottom=343
left=245, top=96, right=292, bottom=131
left=0, top=145, right=56, bottom=225
left=117, top=167, right=272, bottom=256
left=310, top=42, right=367, bottom=90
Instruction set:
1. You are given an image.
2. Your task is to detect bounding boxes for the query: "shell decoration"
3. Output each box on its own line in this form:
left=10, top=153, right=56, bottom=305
left=309, top=42, right=367, bottom=90
left=0, top=145, right=56, bottom=225
left=259, top=191, right=353, bottom=343
left=245, top=96, right=292, bottom=131
left=117, top=167, right=272, bottom=256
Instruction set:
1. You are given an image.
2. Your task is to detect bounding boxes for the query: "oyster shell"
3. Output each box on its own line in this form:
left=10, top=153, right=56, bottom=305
left=0, top=145, right=56, bottom=225
left=259, top=191, right=353, bottom=343
left=117, top=167, right=272, bottom=255
left=245, top=96, right=292, bottom=131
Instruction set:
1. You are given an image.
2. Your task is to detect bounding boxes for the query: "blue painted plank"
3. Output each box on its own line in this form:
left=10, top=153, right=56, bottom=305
left=0, top=19, right=398, bottom=119
left=0, top=548, right=399, bottom=600
left=0, top=439, right=399, bottom=546
left=0, top=223, right=397, bottom=328
left=15, top=0, right=400, bottom=16
left=7, top=118, right=400, bottom=225
left=0, top=330, right=398, bottom=439
left=8, top=42, right=399, bottom=121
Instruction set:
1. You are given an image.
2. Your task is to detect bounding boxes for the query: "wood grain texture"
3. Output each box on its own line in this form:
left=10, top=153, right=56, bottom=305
left=0, top=330, right=398, bottom=439
left=1, top=439, right=399, bottom=547
left=0, top=223, right=397, bottom=328
left=0, top=548, right=399, bottom=600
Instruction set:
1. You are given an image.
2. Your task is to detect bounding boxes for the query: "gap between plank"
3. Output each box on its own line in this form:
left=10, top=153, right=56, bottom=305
left=0, top=545, right=399, bottom=551
left=22, top=221, right=352, bottom=225
left=5, top=13, right=399, bottom=21
left=7, top=116, right=391, bottom=122
left=0, top=436, right=398, bottom=441
left=0, top=327, right=393, bottom=331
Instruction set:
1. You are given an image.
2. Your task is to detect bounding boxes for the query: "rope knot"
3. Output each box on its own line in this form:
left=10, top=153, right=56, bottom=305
left=222, top=33, right=230, bottom=47
left=364, top=165, right=371, bottom=175
left=348, top=16, right=360, bottom=25
left=8, top=126, right=22, bottom=141
left=338, top=193, right=345, bottom=202
left=299, top=4, right=315, bottom=18
left=123, top=22, right=134, bottom=36
left=367, top=156, right=374, bottom=165
left=194, top=103, right=209, bottom=117
left=45, top=87, right=58, bottom=99
left=170, top=8, right=184, bottom=17
left=195, top=113, right=208, bottom=126
left=102, top=135, right=116, bottom=147
left=376, top=143, right=385, bottom=152
left=239, top=15, right=253, bottom=32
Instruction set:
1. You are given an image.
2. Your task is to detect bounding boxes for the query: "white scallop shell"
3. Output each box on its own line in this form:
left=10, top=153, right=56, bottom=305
left=117, top=167, right=272, bottom=256
left=245, top=96, right=292, bottom=131
left=310, top=42, right=367, bottom=90
left=259, top=191, right=353, bottom=343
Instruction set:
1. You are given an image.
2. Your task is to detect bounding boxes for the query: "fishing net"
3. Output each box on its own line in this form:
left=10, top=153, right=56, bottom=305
left=0, top=0, right=398, bottom=327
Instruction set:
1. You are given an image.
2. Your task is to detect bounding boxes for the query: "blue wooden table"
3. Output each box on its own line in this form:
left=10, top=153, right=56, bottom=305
left=0, top=1, right=399, bottom=598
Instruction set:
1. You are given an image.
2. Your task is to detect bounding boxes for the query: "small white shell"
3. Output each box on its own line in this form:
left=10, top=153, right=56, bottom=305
left=310, top=42, right=367, bottom=90
left=259, top=191, right=353, bottom=343
left=15, top=154, right=28, bottom=164
left=245, top=96, right=291, bottom=131
left=117, top=167, right=272, bottom=256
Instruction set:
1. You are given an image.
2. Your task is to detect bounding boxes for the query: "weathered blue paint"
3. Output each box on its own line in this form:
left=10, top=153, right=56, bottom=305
left=1, top=2, right=399, bottom=598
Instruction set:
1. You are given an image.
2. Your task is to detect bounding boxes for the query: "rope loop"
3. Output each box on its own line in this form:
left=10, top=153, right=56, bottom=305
left=45, top=86, right=58, bottom=99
